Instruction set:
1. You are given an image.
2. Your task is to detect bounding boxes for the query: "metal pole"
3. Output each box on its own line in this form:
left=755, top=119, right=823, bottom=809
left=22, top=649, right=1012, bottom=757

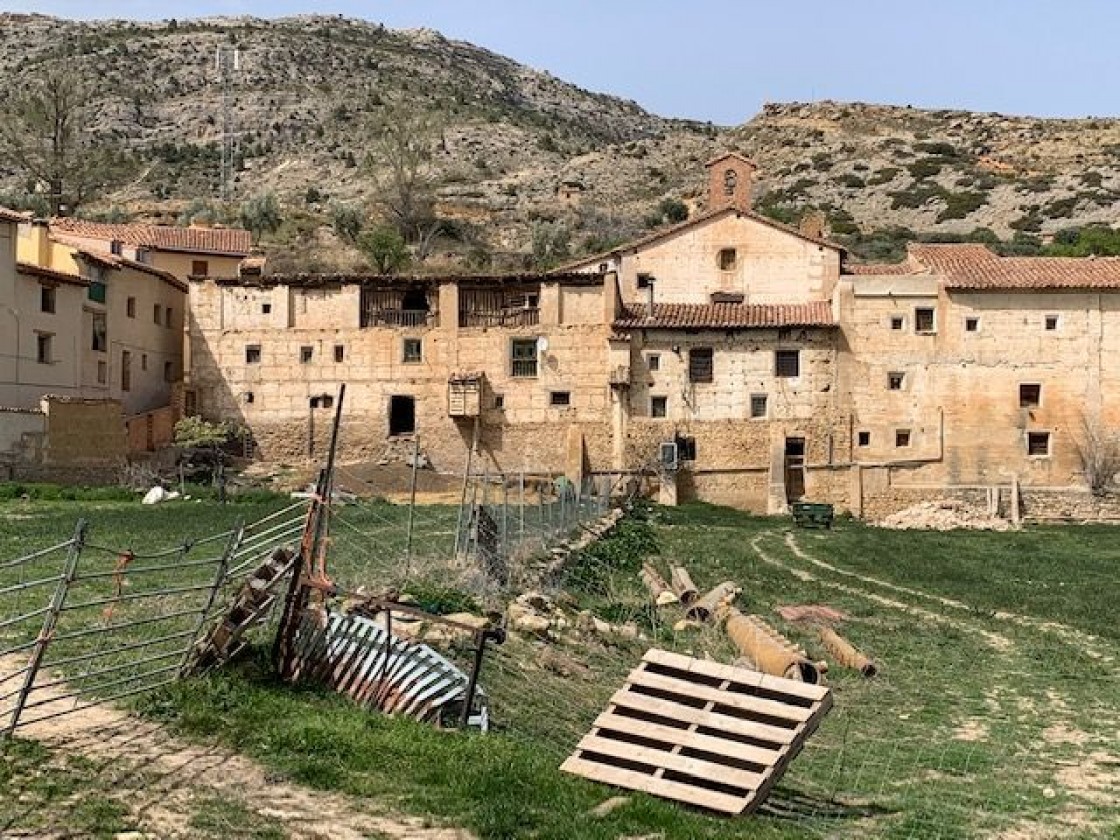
left=4, top=519, right=86, bottom=738
left=404, top=435, right=420, bottom=577
left=459, top=627, right=504, bottom=729
left=453, top=417, right=479, bottom=559
left=519, top=471, right=525, bottom=551
left=501, top=478, right=509, bottom=563
left=179, top=522, right=242, bottom=677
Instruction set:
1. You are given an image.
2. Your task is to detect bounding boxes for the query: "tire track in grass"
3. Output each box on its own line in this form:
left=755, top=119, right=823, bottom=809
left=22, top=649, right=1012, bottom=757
left=782, top=532, right=1113, bottom=664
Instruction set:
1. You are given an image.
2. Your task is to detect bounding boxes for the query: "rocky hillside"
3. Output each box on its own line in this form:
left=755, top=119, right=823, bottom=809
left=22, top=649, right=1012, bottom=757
left=1, top=14, right=1119, bottom=268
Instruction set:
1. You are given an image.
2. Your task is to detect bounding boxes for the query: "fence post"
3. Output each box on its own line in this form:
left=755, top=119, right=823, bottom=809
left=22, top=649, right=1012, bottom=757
left=404, top=435, right=420, bottom=577
left=179, top=522, right=242, bottom=678
left=519, top=471, right=525, bottom=550
left=501, top=478, right=509, bottom=563
left=4, top=519, right=86, bottom=738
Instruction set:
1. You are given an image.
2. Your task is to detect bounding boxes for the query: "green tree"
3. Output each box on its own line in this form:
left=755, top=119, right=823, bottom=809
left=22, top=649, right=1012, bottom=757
left=357, top=225, right=410, bottom=274
left=531, top=219, right=570, bottom=269
left=658, top=197, right=689, bottom=224
left=0, top=65, right=135, bottom=215
left=330, top=202, right=364, bottom=245
left=239, top=192, right=281, bottom=244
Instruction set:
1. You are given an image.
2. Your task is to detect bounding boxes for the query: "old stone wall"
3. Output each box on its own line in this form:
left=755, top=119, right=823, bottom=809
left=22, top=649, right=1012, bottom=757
left=42, top=396, right=127, bottom=464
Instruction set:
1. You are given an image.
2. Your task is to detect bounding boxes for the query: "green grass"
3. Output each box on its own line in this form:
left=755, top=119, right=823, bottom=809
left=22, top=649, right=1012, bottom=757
left=2, top=499, right=1119, bottom=839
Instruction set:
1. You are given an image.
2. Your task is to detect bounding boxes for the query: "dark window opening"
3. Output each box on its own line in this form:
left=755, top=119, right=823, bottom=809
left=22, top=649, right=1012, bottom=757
left=493, top=394, right=505, bottom=410
left=402, top=287, right=429, bottom=312
left=510, top=338, right=537, bottom=377
left=675, top=434, right=697, bottom=461
left=126, top=296, right=136, bottom=318
left=650, top=396, right=667, bottom=418
left=890, top=315, right=904, bottom=330
left=141, top=353, right=148, bottom=371
left=403, top=338, right=423, bottom=363
left=637, top=273, right=653, bottom=289
left=309, top=394, right=334, bottom=410
left=91, top=313, right=107, bottom=352
left=915, top=307, right=936, bottom=333
left=1045, top=314, right=1059, bottom=331
left=776, top=349, right=800, bottom=378
left=965, top=317, right=979, bottom=332
left=1028, top=431, right=1050, bottom=456
left=718, top=248, right=737, bottom=271
left=1020, top=383, right=1041, bottom=408
left=164, top=361, right=173, bottom=382
left=244, top=391, right=255, bottom=404
left=647, top=353, right=660, bottom=372
left=121, top=350, right=131, bottom=391
left=550, top=391, right=571, bottom=407
left=888, top=372, right=905, bottom=390
left=153, top=303, right=161, bottom=324
left=36, top=333, right=52, bottom=364
left=165, top=307, right=173, bottom=328
left=40, top=285, right=55, bottom=313
left=688, top=347, right=713, bottom=383
left=191, top=260, right=209, bottom=277
left=858, top=431, right=871, bottom=447
left=784, top=437, right=806, bottom=503
left=87, top=281, right=105, bottom=304
left=389, top=395, right=416, bottom=436
left=750, top=393, right=768, bottom=418
left=895, top=429, right=911, bottom=447
left=723, top=168, right=737, bottom=196
left=300, top=346, right=313, bottom=363
left=262, top=302, right=272, bottom=314
left=334, top=345, right=345, bottom=363
left=245, top=344, right=261, bottom=364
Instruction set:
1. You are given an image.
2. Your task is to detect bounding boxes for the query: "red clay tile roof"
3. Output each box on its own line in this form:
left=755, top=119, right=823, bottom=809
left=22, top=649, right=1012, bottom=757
left=16, top=262, right=88, bottom=287
left=69, top=246, right=187, bottom=292
left=50, top=218, right=252, bottom=256
left=614, top=301, right=835, bottom=330
left=0, top=207, right=30, bottom=224
left=843, top=262, right=918, bottom=275
left=907, top=243, right=1120, bottom=290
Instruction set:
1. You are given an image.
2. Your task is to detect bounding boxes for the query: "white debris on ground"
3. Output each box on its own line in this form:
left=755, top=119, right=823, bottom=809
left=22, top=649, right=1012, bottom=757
left=878, top=499, right=1018, bottom=531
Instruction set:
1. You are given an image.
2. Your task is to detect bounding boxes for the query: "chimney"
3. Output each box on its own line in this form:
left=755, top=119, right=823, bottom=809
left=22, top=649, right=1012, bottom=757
left=30, top=219, right=52, bottom=268
left=705, top=152, right=757, bottom=212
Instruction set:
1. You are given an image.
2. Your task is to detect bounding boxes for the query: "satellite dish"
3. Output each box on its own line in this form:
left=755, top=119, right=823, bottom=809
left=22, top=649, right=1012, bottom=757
left=537, top=337, right=549, bottom=354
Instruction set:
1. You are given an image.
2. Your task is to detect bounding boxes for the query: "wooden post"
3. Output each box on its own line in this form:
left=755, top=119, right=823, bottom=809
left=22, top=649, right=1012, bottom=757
left=404, top=435, right=420, bottom=575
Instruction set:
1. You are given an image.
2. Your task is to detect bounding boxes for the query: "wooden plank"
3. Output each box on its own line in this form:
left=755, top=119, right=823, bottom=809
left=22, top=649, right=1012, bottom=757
left=575, top=733, right=764, bottom=791
left=610, top=689, right=797, bottom=746
left=560, top=755, right=746, bottom=815
left=643, top=649, right=829, bottom=702
left=591, top=711, right=781, bottom=766
left=742, top=690, right=834, bottom=814
left=625, top=670, right=812, bottom=724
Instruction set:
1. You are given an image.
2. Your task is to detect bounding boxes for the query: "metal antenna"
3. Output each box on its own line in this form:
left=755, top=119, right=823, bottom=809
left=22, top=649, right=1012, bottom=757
left=215, top=46, right=240, bottom=203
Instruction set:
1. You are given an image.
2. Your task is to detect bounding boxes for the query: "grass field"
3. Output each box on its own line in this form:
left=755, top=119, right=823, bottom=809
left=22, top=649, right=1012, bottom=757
left=1, top=494, right=1118, bottom=839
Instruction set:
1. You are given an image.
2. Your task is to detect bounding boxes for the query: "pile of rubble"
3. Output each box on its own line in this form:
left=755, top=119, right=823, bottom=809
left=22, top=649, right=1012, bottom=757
left=878, top=499, right=1016, bottom=531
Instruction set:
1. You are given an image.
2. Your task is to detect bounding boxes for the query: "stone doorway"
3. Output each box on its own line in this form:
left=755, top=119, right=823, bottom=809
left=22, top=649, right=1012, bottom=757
left=389, top=395, right=416, bottom=436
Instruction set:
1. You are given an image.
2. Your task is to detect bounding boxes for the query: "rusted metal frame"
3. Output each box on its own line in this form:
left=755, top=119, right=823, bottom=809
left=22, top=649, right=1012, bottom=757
left=83, top=528, right=235, bottom=559
left=179, top=523, right=242, bottom=677
left=59, top=582, right=214, bottom=613
left=50, top=607, right=200, bottom=643
left=227, top=532, right=303, bottom=577
left=241, top=500, right=312, bottom=532
left=33, top=645, right=187, bottom=693
left=3, top=519, right=86, bottom=739
left=302, top=584, right=492, bottom=636
left=0, top=539, right=76, bottom=570
left=233, top=516, right=307, bottom=554
left=18, top=662, right=182, bottom=715
left=14, top=677, right=178, bottom=731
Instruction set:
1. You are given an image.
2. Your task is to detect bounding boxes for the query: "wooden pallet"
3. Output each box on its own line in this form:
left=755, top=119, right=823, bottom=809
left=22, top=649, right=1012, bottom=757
left=560, top=648, right=832, bottom=814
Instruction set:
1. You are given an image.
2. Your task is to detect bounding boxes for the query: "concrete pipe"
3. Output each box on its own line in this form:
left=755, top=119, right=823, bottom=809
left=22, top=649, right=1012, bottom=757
left=640, top=562, right=678, bottom=606
left=818, top=626, right=877, bottom=677
left=724, top=609, right=823, bottom=684
left=686, top=581, right=741, bottom=622
left=670, top=565, right=699, bottom=605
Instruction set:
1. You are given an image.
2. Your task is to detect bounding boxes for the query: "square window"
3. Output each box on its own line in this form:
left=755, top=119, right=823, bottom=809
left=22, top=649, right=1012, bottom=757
left=857, top=431, right=870, bottom=447
left=191, top=260, right=209, bottom=277
left=262, top=302, right=272, bottom=314
left=636, top=273, right=653, bottom=289
left=965, top=316, right=979, bottom=332
left=888, top=372, right=905, bottom=390
left=40, top=285, right=55, bottom=313
left=550, top=391, right=571, bottom=407
left=915, top=307, right=936, bottom=333
left=1019, top=383, right=1041, bottom=408
left=165, top=307, right=172, bottom=328
left=87, top=281, right=105, bottom=304
left=510, top=338, right=538, bottom=377
left=334, top=345, right=345, bottom=363
left=647, top=353, right=660, bottom=372
left=164, top=360, right=173, bottom=382
left=36, top=333, right=52, bottom=364
left=126, top=296, right=136, bottom=318
left=718, top=248, right=737, bottom=271
left=245, top=344, right=261, bottom=364
left=300, top=346, right=313, bottom=364
left=243, top=391, right=255, bottom=404
left=1028, top=431, right=1050, bottom=456
left=650, top=395, right=667, bottom=418
left=675, top=434, right=697, bottom=461
left=403, top=338, right=423, bottom=364
left=750, top=393, right=768, bottom=418
left=890, top=315, right=905, bottom=330
left=895, top=429, right=911, bottom=447
left=688, top=347, right=713, bottom=383
left=775, top=349, right=800, bottom=378
left=1045, top=314, right=1059, bottom=331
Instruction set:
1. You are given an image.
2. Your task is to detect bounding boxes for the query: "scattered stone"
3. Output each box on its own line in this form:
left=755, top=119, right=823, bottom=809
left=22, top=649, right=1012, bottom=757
left=589, top=795, right=630, bottom=817
left=878, top=499, right=1016, bottom=531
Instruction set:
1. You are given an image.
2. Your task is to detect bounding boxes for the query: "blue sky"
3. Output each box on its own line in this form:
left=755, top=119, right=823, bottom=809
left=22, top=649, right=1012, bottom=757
left=5, top=1, right=1116, bottom=125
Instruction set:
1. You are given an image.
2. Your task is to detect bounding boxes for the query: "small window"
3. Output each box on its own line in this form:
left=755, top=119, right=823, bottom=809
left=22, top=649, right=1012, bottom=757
left=750, top=393, right=768, bottom=418
left=857, top=431, right=870, bottom=447
left=334, top=345, right=345, bottom=363
left=675, top=434, right=697, bottom=461
left=262, top=302, right=272, bottom=314
left=718, top=248, right=737, bottom=271
left=775, top=349, right=800, bottom=378
left=126, top=296, right=136, bottom=318
left=36, top=333, right=52, bottom=364
left=403, top=338, right=423, bottom=364
left=1019, top=383, right=1041, bottom=408
left=153, top=303, right=161, bottom=324
left=1045, top=314, right=1059, bottom=331
left=688, top=347, right=713, bottom=383
left=650, top=396, right=667, bottom=418
left=890, top=315, right=904, bottom=330
left=636, top=273, right=653, bottom=289
left=888, top=372, right=905, bottom=391
left=110, top=240, right=123, bottom=256
left=164, top=360, right=173, bottom=382
left=91, top=312, right=107, bottom=352
left=494, top=394, right=505, bottom=410
left=915, top=307, right=936, bottom=333
left=511, top=338, right=538, bottom=377
left=88, top=281, right=105, bottom=304
left=96, top=360, right=107, bottom=384
left=647, top=353, right=660, bottom=372
left=243, top=391, right=255, bottom=404
left=120, top=349, right=131, bottom=391
left=895, top=429, right=911, bottom=448
left=245, top=344, right=261, bottom=364
left=1027, top=431, right=1050, bottom=456
left=310, top=394, right=335, bottom=410
left=191, top=260, right=209, bottom=277
left=141, top=353, right=148, bottom=371
left=40, top=285, right=55, bottom=313
left=300, top=346, right=313, bottom=363
left=550, top=391, right=571, bottom=407
left=165, top=307, right=173, bottom=328
left=965, top=317, right=979, bottom=332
